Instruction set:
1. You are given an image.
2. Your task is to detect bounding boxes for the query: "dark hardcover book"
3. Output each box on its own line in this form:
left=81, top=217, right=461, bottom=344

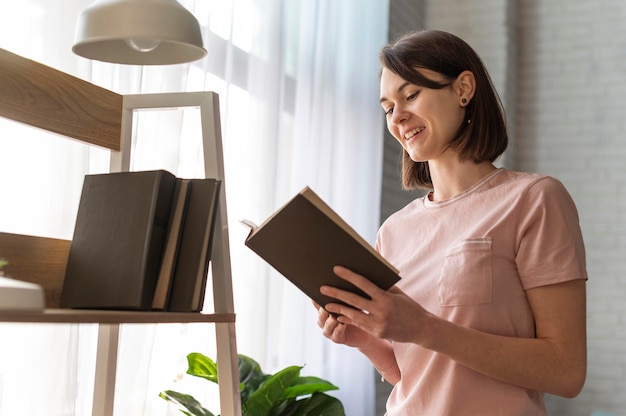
left=242, top=186, right=401, bottom=310
left=167, top=178, right=221, bottom=312
left=60, top=170, right=177, bottom=310
left=152, top=179, right=191, bottom=310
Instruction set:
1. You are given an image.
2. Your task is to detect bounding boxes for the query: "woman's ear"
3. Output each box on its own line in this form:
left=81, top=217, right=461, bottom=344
left=457, top=70, right=475, bottom=106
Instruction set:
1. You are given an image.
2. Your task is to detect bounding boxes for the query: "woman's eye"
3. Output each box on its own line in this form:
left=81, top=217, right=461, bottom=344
left=384, top=107, right=393, bottom=116
left=407, top=91, right=419, bottom=101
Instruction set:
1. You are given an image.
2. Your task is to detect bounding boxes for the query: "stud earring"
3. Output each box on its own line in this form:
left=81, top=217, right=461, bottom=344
left=461, top=98, right=467, bottom=104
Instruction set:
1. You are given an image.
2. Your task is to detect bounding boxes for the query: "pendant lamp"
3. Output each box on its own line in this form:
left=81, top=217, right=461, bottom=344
left=72, top=0, right=207, bottom=65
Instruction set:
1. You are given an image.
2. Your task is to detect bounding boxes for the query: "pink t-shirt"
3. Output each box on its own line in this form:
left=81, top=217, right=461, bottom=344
left=376, top=169, right=587, bottom=416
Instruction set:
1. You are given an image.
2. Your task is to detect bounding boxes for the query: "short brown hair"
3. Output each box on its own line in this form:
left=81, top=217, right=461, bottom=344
left=379, top=30, right=508, bottom=189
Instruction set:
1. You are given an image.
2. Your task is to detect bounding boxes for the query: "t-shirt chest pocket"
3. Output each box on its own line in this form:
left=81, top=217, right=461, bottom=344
left=438, top=238, right=493, bottom=307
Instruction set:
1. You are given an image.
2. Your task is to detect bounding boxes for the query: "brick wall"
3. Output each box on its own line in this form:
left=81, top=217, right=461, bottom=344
left=420, top=0, right=626, bottom=415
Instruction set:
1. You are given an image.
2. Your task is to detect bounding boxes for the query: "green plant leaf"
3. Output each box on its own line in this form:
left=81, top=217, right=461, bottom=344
left=267, top=398, right=295, bottom=416
left=186, top=352, right=219, bottom=383
left=280, top=392, right=345, bottom=416
left=238, top=355, right=263, bottom=381
left=243, top=366, right=303, bottom=416
left=281, top=376, right=338, bottom=399
left=159, top=390, right=215, bottom=416
left=238, top=355, right=268, bottom=404
left=161, top=353, right=345, bottom=416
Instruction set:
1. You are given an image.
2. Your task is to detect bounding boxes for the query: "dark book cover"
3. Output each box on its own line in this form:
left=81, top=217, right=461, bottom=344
left=152, top=179, right=191, bottom=310
left=243, top=186, right=401, bottom=310
left=60, top=170, right=177, bottom=310
left=167, top=178, right=221, bottom=312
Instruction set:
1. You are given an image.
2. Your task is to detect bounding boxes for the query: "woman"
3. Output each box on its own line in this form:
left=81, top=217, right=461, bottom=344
left=315, top=30, right=587, bottom=415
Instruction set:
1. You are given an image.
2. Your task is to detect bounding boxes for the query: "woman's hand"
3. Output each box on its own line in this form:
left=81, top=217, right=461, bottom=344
left=314, top=290, right=402, bottom=384
left=313, top=300, right=372, bottom=348
left=319, top=265, right=434, bottom=345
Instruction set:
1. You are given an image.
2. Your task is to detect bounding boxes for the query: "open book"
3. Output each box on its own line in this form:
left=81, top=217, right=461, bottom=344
left=241, top=187, right=401, bottom=309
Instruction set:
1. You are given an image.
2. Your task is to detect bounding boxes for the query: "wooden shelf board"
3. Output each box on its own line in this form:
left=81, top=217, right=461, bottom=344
left=0, top=308, right=235, bottom=324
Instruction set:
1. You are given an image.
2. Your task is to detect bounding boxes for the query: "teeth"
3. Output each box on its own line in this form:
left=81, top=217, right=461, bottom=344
left=404, top=127, right=424, bottom=139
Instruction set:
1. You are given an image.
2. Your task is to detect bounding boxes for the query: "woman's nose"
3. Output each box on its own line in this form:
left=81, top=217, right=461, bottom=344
left=390, top=106, right=409, bottom=124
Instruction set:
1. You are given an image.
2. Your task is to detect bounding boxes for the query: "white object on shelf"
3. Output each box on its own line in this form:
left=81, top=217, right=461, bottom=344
left=0, top=275, right=45, bottom=311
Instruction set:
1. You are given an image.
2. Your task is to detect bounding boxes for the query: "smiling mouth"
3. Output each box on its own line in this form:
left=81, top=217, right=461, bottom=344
left=404, top=127, right=425, bottom=140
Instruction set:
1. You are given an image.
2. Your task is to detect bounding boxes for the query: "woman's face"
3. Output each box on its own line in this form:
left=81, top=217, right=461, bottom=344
left=379, top=67, right=467, bottom=163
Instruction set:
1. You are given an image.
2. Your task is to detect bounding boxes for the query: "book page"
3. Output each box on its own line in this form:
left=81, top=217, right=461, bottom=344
left=239, top=219, right=258, bottom=231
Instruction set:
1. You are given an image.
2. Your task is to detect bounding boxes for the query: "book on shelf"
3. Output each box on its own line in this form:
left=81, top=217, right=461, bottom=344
left=241, top=186, right=401, bottom=310
left=152, top=179, right=191, bottom=310
left=166, top=178, right=221, bottom=312
left=60, top=170, right=221, bottom=312
left=61, top=170, right=177, bottom=310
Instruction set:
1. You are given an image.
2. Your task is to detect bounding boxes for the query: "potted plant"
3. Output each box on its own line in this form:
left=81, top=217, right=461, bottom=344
left=160, top=352, right=346, bottom=416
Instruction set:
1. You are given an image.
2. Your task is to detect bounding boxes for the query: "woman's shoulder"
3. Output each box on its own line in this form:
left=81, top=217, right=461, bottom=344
left=492, top=169, right=578, bottom=214
left=378, top=193, right=426, bottom=234
left=388, top=192, right=426, bottom=216
left=492, top=169, right=570, bottom=195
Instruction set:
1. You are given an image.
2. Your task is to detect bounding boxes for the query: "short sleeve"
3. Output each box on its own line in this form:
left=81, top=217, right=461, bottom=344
left=516, top=177, right=587, bottom=289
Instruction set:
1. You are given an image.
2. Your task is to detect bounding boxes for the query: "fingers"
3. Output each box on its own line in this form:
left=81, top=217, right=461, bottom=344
left=320, top=285, right=370, bottom=313
left=318, top=266, right=382, bottom=321
left=322, top=318, right=345, bottom=339
left=315, top=305, right=347, bottom=340
left=333, top=265, right=386, bottom=297
left=316, top=303, right=329, bottom=325
left=325, top=302, right=366, bottom=330
left=316, top=302, right=339, bottom=327
left=316, top=266, right=397, bottom=343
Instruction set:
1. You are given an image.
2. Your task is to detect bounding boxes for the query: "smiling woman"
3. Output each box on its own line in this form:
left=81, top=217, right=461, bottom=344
left=379, top=67, right=471, bottom=167
left=379, top=30, right=508, bottom=191
left=0, top=1, right=390, bottom=415
left=315, top=30, right=587, bottom=415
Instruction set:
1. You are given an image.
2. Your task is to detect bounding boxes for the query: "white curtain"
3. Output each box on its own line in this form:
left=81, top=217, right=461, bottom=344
left=0, top=1, right=389, bottom=415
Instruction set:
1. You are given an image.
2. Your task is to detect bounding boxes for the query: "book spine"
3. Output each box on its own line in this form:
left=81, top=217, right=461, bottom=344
left=152, top=179, right=191, bottom=310
left=167, top=179, right=221, bottom=312
left=139, top=171, right=177, bottom=309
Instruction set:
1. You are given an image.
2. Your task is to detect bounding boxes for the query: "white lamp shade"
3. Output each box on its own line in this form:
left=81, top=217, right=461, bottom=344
left=72, top=0, right=207, bottom=65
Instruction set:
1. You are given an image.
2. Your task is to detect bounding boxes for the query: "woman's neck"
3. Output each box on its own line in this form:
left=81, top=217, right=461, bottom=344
left=428, top=160, right=497, bottom=202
